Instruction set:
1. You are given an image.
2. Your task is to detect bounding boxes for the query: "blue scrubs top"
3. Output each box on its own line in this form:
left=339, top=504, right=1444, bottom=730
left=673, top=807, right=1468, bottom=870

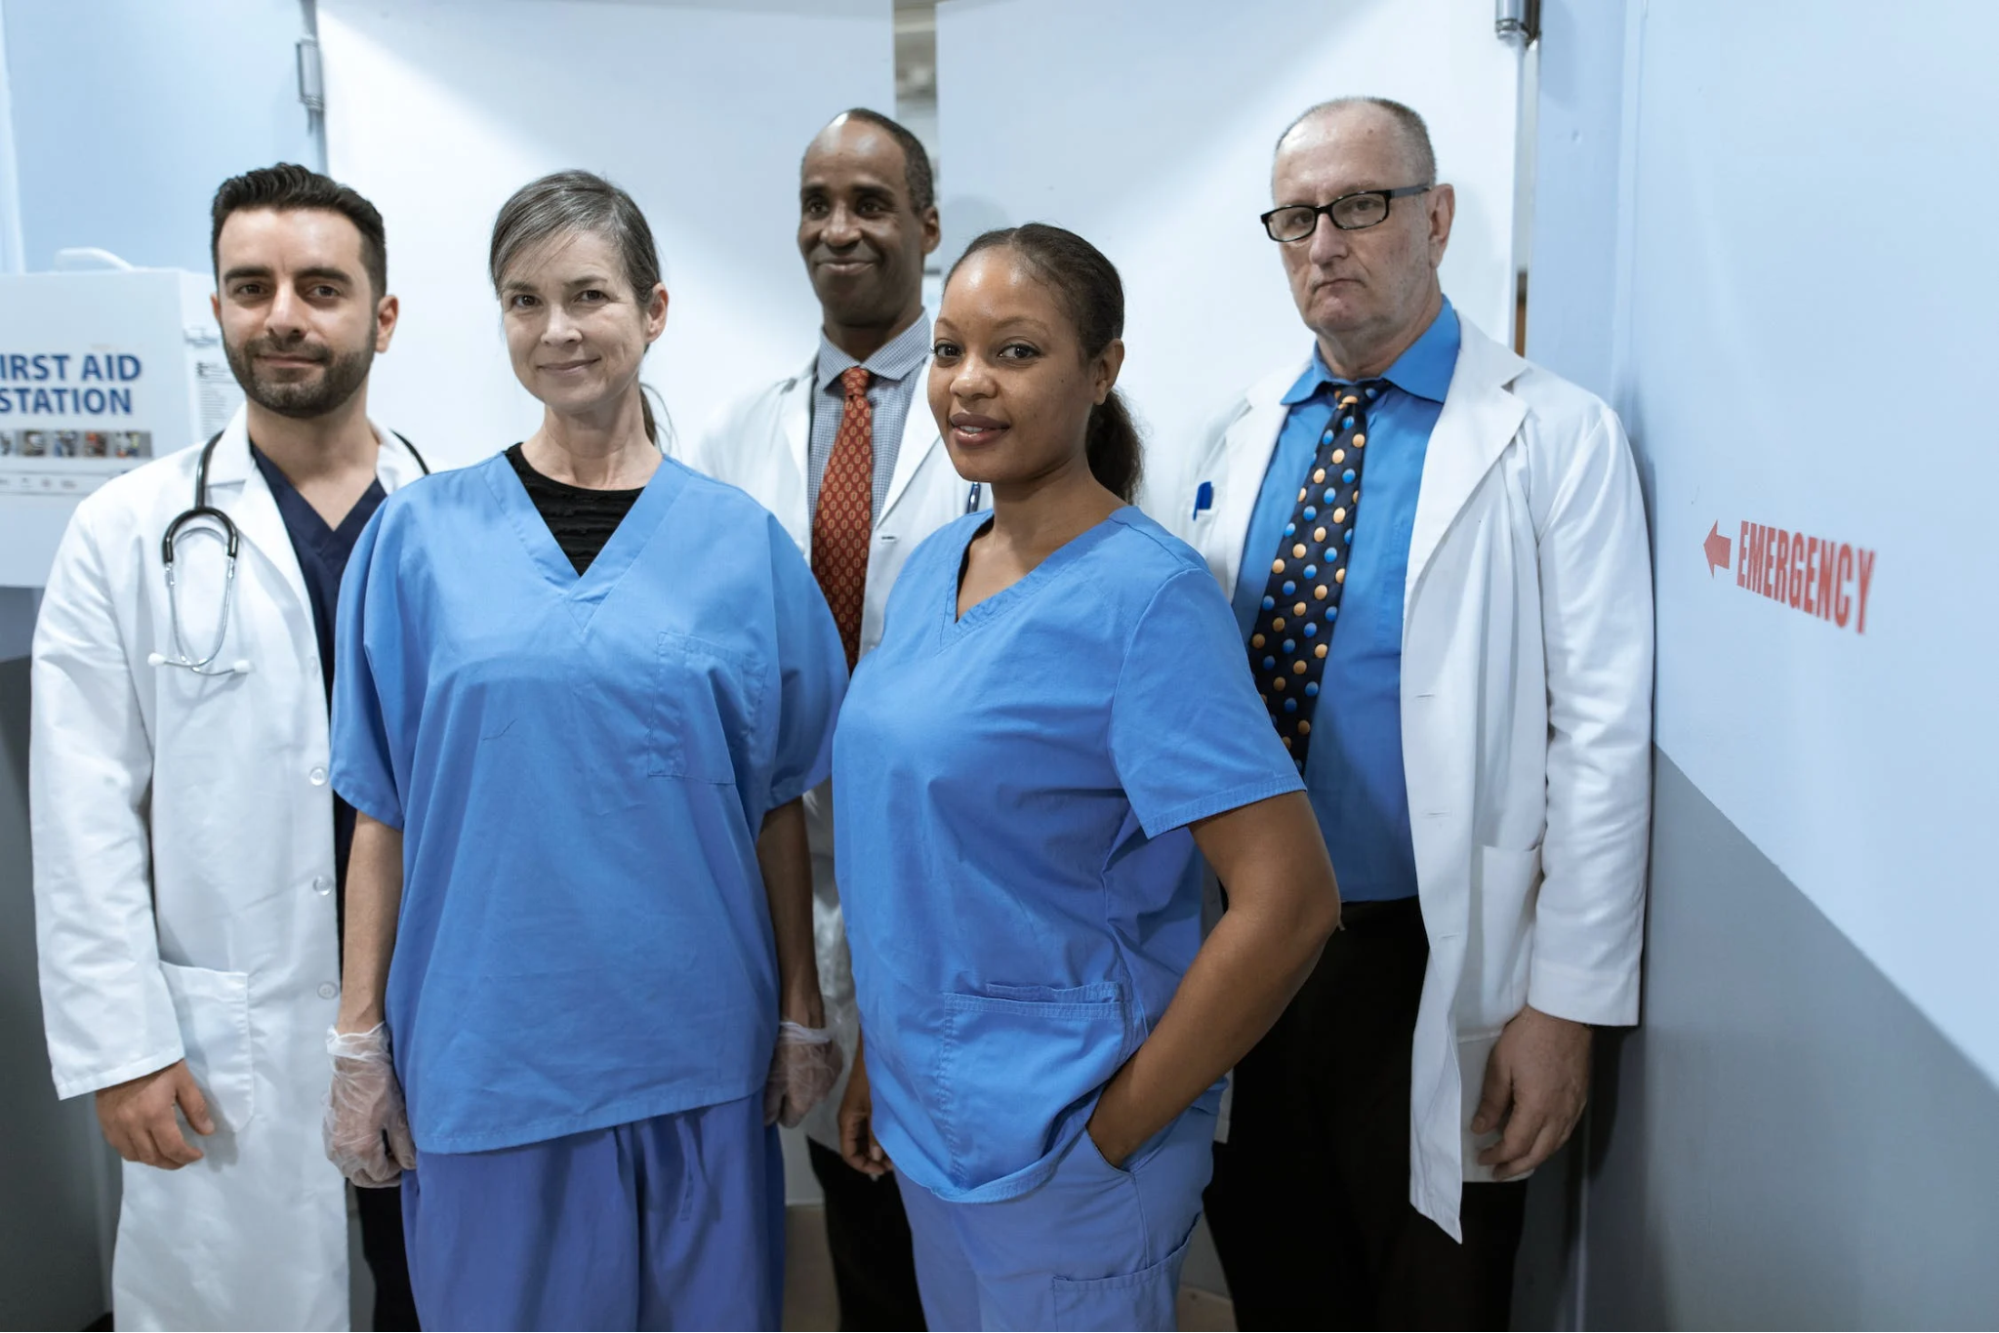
left=331, top=453, right=847, bottom=1155
left=833, top=507, right=1304, bottom=1203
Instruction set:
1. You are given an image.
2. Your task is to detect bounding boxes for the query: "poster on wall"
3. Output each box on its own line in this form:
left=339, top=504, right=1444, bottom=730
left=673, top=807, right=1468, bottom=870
left=0, top=268, right=239, bottom=586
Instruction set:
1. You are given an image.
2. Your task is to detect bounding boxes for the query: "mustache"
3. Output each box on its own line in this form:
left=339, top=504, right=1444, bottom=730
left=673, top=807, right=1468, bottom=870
left=810, top=243, right=881, bottom=265
left=242, top=335, right=333, bottom=363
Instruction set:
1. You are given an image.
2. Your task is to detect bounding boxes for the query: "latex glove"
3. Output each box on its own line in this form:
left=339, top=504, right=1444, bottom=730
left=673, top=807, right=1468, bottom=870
left=764, top=1021, right=844, bottom=1128
left=325, top=1024, right=417, bottom=1187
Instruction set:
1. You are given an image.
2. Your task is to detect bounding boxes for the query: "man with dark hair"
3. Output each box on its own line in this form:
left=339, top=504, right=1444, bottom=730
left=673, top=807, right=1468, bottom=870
left=680, top=108, right=974, bottom=1330
left=33, top=163, right=424, bottom=1330
left=1165, top=98, right=1653, bottom=1327
left=212, top=160, right=390, bottom=299
left=822, top=105, right=935, bottom=213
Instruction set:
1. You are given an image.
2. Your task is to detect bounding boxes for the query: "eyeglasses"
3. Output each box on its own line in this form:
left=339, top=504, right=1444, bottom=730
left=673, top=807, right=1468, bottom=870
left=1261, top=186, right=1432, bottom=242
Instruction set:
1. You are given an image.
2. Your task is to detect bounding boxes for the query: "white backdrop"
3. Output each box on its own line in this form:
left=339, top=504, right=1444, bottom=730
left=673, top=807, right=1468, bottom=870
left=934, top=0, right=1523, bottom=503
left=1613, top=1, right=1999, bottom=1082
left=320, top=0, right=892, bottom=470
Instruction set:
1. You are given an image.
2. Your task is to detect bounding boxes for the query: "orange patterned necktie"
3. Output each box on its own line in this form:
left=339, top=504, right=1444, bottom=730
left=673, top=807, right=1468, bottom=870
left=813, top=365, right=873, bottom=671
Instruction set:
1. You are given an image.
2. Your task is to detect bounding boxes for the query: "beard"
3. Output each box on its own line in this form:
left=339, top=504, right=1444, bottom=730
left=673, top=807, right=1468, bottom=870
left=224, top=331, right=375, bottom=420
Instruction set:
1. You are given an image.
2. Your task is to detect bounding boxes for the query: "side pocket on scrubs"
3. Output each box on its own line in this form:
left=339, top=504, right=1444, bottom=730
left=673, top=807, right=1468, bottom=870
left=1049, top=1227, right=1194, bottom=1332
left=649, top=631, right=766, bottom=783
left=936, top=983, right=1127, bottom=1190
left=157, top=962, right=255, bottom=1132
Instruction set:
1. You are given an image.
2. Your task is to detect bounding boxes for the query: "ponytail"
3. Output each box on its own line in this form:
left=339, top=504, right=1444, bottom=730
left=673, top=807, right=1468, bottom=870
left=1085, top=390, right=1143, bottom=503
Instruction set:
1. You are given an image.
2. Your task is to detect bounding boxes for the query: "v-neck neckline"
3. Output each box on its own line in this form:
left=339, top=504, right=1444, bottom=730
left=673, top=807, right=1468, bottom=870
left=944, top=506, right=1133, bottom=637
left=484, top=450, right=684, bottom=621
left=251, top=443, right=384, bottom=554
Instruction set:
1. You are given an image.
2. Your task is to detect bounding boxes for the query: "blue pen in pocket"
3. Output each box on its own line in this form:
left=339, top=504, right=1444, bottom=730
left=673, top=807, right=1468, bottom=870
left=1192, top=480, right=1215, bottom=521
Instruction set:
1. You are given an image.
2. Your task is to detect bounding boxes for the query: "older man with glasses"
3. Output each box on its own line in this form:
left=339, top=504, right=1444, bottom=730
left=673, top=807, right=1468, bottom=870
left=1163, top=97, right=1655, bottom=1328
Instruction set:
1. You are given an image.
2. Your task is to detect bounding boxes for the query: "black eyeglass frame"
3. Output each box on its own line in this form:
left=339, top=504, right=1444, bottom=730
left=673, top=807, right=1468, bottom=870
left=1261, top=185, right=1433, bottom=242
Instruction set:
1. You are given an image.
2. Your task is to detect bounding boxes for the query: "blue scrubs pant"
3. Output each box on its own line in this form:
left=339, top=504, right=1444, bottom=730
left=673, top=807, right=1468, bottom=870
left=400, top=1093, right=783, bottom=1331
left=895, top=1106, right=1214, bottom=1331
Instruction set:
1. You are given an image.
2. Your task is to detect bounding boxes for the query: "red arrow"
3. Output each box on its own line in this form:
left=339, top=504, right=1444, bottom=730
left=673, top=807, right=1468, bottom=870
left=1704, top=522, right=1731, bottom=577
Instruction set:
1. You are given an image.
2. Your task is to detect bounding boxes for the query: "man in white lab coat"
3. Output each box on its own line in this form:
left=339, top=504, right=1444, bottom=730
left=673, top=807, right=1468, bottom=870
left=1161, top=99, right=1653, bottom=1328
left=32, top=165, right=424, bottom=1331
left=678, top=108, right=978, bottom=1330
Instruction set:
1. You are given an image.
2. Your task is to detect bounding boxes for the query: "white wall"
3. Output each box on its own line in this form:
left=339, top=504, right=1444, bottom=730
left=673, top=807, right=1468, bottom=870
left=1525, top=3, right=1999, bottom=1319
left=2, top=0, right=316, bottom=273
left=1603, top=0, right=1999, bottom=1084
left=0, top=6, right=24, bottom=276
left=320, top=0, right=893, bottom=471
left=934, top=0, right=1522, bottom=494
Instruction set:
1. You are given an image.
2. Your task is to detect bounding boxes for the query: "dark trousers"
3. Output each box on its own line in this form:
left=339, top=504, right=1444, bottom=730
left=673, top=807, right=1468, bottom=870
left=806, top=1138, right=928, bottom=1331
left=356, top=1182, right=420, bottom=1331
left=1204, top=896, right=1528, bottom=1331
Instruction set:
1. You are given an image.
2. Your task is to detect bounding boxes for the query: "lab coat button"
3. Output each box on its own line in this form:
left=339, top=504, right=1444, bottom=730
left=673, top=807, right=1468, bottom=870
left=309, top=766, right=327, bottom=785
left=317, top=982, right=338, bottom=1000
left=313, top=876, right=332, bottom=895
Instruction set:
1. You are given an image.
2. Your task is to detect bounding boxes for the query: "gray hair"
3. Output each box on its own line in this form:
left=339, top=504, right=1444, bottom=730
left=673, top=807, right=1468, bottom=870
left=489, top=170, right=666, bottom=442
left=1275, top=97, right=1437, bottom=187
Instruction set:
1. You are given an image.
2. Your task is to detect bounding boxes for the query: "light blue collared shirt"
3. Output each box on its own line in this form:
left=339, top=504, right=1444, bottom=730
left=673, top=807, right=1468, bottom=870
left=808, top=313, right=931, bottom=519
left=1229, top=300, right=1460, bottom=902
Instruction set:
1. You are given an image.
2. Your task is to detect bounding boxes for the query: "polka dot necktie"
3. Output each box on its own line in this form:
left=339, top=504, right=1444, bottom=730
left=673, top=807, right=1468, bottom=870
left=1247, top=379, right=1388, bottom=770
left=812, top=366, right=873, bottom=671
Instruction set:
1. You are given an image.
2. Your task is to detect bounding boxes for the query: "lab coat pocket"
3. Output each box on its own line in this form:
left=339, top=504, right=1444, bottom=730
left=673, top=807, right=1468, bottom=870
left=157, top=962, right=254, bottom=1133
left=937, top=983, right=1128, bottom=1191
left=650, top=631, right=766, bottom=783
left=1050, top=1226, right=1194, bottom=1331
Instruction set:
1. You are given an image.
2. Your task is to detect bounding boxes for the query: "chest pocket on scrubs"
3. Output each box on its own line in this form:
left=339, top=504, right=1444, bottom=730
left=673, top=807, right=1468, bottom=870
left=936, top=982, right=1130, bottom=1190
left=648, top=630, right=764, bottom=785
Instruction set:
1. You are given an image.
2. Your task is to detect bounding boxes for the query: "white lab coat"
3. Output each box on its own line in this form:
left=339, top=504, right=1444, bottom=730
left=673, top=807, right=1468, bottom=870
left=1161, top=317, right=1653, bottom=1240
left=677, top=352, right=982, bottom=1151
left=30, top=407, right=427, bottom=1331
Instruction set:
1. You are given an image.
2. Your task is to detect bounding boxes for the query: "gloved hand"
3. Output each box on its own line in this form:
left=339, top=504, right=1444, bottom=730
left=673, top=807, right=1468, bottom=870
left=763, top=1021, right=844, bottom=1128
left=325, top=1024, right=416, bottom=1187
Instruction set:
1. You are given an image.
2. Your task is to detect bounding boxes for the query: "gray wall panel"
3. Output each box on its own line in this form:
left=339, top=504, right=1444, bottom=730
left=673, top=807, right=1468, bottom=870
left=0, top=656, right=116, bottom=1329
left=1586, top=752, right=1999, bottom=1329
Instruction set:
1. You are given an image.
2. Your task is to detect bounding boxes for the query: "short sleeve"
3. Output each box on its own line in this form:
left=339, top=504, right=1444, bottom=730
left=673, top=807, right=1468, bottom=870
left=761, top=514, right=847, bottom=812
left=329, top=505, right=406, bottom=830
left=1109, top=568, right=1304, bottom=838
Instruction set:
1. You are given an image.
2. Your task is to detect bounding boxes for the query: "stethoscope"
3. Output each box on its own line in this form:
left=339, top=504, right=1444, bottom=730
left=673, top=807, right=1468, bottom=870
left=149, top=429, right=429, bottom=676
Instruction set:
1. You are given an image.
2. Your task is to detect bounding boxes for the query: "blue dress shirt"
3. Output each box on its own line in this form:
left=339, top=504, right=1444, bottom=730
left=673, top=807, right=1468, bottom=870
left=1228, top=301, right=1460, bottom=901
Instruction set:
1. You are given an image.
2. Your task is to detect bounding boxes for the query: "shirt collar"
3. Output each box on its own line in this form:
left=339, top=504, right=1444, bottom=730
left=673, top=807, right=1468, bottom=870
left=817, top=311, right=932, bottom=392
left=1280, top=297, right=1460, bottom=406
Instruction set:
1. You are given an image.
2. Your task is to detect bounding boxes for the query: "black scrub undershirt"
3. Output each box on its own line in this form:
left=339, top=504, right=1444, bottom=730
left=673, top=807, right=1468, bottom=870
left=505, top=443, right=645, bottom=574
